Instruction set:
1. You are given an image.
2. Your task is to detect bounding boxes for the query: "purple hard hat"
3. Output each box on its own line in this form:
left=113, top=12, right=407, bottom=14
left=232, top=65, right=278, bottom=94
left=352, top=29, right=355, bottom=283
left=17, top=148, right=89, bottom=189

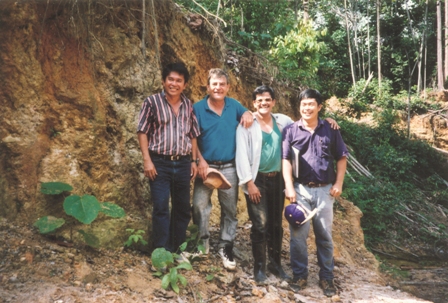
left=284, top=203, right=317, bottom=226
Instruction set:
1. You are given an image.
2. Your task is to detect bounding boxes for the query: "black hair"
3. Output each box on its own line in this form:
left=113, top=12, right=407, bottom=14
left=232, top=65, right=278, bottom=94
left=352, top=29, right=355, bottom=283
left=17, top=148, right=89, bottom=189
left=298, top=88, right=323, bottom=105
left=252, top=85, right=275, bottom=100
left=162, top=62, right=190, bottom=83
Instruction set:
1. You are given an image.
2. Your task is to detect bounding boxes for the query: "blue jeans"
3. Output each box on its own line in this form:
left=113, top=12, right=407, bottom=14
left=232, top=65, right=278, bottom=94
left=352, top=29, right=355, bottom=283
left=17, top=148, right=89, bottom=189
left=245, top=173, right=284, bottom=249
left=192, top=163, right=239, bottom=249
left=290, top=183, right=334, bottom=280
left=149, top=157, right=191, bottom=252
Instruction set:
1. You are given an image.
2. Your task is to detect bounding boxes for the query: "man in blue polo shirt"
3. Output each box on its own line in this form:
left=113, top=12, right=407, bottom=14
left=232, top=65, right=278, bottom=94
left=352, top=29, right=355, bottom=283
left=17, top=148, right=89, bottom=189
left=282, top=89, right=348, bottom=297
left=193, top=68, right=253, bottom=270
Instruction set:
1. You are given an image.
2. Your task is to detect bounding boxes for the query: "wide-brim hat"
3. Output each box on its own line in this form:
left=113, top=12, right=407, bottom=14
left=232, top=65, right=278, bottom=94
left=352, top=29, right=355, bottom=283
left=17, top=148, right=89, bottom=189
left=284, top=203, right=317, bottom=226
left=203, top=168, right=232, bottom=190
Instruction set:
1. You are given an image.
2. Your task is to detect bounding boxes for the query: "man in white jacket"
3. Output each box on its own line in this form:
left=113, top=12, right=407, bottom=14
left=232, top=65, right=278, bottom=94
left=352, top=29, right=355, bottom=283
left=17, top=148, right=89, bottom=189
left=236, top=85, right=293, bottom=283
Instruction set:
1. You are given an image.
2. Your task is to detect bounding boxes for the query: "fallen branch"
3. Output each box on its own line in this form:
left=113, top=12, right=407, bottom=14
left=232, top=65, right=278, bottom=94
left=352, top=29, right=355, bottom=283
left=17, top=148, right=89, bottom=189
left=395, top=211, right=416, bottom=224
left=389, top=242, right=420, bottom=258
left=369, top=248, right=399, bottom=259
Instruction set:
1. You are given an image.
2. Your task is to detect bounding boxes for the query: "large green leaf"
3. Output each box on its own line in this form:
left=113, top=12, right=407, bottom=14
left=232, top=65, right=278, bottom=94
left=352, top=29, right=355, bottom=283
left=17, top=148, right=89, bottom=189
left=99, top=202, right=126, bottom=218
left=78, top=230, right=100, bottom=248
left=151, top=247, right=173, bottom=270
left=175, top=262, right=192, bottom=271
left=63, top=195, right=101, bottom=224
left=33, top=216, right=65, bottom=234
left=178, top=274, right=187, bottom=286
left=161, top=274, right=170, bottom=290
left=40, top=182, right=73, bottom=195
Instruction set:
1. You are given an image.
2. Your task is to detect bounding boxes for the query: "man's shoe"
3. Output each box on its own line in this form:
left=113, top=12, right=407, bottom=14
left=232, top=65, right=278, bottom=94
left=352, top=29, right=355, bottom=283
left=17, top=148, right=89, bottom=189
left=319, top=279, right=337, bottom=297
left=289, top=277, right=307, bottom=292
left=218, top=246, right=236, bottom=270
left=267, top=260, right=292, bottom=282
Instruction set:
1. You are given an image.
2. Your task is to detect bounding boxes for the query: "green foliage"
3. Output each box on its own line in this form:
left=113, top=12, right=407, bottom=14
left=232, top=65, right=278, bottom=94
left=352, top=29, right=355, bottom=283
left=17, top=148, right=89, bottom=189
left=174, top=0, right=439, bottom=96
left=270, top=21, right=327, bottom=88
left=151, top=247, right=192, bottom=294
left=176, top=0, right=295, bottom=52
left=33, top=216, right=65, bottom=234
left=40, top=182, right=73, bottom=195
left=99, top=202, right=126, bottom=218
left=183, top=224, right=207, bottom=256
left=344, top=78, right=439, bottom=119
left=63, top=195, right=102, bottom=225
left=338, top=112, right=446, bottom=246
left=78, top=230, right=100, bottom=248
left=150, top=224, right=210, bottom=293
left=124, top=229, right=148, bottom=247
left=35, top=182, right=126, bottom=247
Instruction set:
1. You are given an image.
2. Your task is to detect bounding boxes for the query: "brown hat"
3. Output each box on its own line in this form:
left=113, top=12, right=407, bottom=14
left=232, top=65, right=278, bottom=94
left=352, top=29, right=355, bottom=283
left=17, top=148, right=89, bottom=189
left=203, top=168, right=232, bottom=189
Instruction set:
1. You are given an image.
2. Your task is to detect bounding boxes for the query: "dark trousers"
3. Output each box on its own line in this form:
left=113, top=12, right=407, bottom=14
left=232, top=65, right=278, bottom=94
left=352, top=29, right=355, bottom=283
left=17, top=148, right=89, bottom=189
left=149, top=157, right=191, bottom=252
left=244, top=173, right=285, bottom=254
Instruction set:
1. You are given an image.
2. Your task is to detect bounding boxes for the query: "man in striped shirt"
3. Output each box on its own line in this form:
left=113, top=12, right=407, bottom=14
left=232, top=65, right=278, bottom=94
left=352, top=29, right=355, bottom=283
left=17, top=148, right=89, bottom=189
left=137, top=62, right=200, bottom=254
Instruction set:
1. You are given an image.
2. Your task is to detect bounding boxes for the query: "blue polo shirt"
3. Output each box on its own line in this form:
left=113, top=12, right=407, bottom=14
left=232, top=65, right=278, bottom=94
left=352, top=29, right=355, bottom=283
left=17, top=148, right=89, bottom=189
left=193, top=96, right=248, bottom=162
left=282, top=119, right=349, bottom=184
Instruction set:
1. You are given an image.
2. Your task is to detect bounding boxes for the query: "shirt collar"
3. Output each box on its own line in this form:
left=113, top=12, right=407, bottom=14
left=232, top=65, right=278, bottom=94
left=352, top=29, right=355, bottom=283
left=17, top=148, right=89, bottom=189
left=161, top=91, right=187, bottom=104
left=297, top=118, right=324, bottom=130
left=204, top=95, right=230, bottom=110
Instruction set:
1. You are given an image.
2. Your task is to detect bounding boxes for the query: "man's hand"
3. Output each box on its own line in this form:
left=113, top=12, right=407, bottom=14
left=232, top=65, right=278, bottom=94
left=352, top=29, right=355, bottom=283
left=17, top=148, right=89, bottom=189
left=330, top=182, right=343, bottom=197
left=190, top=162, right=198, bottom=180
left=143, top=159, right=157, bottom=181
left=247, top=181, right=261, bottom=204
left=284, top=185, right=296, bottom=202
left=325, top=117, right=340, bottom=130
left=197, top=158, right=209, bottom=180
left=240, top=111, right=254, bottom=128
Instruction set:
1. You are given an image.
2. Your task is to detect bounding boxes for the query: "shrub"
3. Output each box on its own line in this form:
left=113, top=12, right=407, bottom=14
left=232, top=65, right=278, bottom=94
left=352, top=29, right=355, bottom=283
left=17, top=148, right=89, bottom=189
left=34, top=182, right=126, bottom=247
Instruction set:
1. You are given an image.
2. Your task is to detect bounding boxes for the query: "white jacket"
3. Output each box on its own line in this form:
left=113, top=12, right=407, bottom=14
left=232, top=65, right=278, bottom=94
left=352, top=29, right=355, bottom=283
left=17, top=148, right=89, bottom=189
left=236, top=113, right=294, bottom=194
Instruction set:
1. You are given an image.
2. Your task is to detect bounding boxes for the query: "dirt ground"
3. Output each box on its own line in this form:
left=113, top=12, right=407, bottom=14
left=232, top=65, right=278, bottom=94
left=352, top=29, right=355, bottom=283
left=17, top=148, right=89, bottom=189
left=0, top=214, right=434, bottom=303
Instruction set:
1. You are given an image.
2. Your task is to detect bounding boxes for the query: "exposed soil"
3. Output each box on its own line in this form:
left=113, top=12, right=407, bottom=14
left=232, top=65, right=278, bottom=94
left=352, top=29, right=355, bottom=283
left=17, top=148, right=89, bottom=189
left=0, top=201, right=434, bottom=303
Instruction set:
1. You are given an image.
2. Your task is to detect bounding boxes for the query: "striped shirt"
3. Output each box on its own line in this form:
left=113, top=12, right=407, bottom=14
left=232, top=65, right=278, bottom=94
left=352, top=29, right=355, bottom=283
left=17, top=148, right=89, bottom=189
left=137, top=91, right=200, bottom=156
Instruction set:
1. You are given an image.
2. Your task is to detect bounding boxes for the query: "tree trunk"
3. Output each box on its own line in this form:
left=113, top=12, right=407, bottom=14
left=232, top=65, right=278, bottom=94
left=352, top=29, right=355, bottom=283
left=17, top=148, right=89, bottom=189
left=437, top=0, right=444, bottom=90
left=303, top=0, right=309, bottom=23
left=352, top=0, right=362, bottom=79
left=445, top=0, right=448, bottom=80
left=141, top=0, right=146, bottom=57
left=423, top=0, right=429, bottom=99
left=418, top=0, right=429, bottom=95
left=377, top=0, right=382, bottom=91
left=294, top=0, right=298, bottom=22
left=367, top=1, right=371, bottom=78
left=345, top=0, right=356, bottom=86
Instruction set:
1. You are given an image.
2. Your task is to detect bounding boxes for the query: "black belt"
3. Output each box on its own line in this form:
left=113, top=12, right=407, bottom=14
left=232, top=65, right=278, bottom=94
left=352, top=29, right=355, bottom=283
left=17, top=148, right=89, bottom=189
left=258, top=171, right=278, bottom=177
left=151, top=153, right=190, bottom=161
left=207, top=159, right=235, bottom=166
left=301, top=182, right=328, bottom=188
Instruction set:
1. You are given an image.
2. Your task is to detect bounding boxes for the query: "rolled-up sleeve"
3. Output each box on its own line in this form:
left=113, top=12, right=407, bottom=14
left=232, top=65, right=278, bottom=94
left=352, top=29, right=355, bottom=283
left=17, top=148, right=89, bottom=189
left=137, top=98, right=152, bottom=134
left=189, top=110, right=201, bottom=139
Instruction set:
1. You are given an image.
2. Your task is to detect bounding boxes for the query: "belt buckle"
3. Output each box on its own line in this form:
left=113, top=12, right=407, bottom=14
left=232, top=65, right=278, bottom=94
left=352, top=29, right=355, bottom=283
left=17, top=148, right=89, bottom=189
left=308, top=182, right=316, bottom=187
left=170, top=155, right=179, bottom=161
